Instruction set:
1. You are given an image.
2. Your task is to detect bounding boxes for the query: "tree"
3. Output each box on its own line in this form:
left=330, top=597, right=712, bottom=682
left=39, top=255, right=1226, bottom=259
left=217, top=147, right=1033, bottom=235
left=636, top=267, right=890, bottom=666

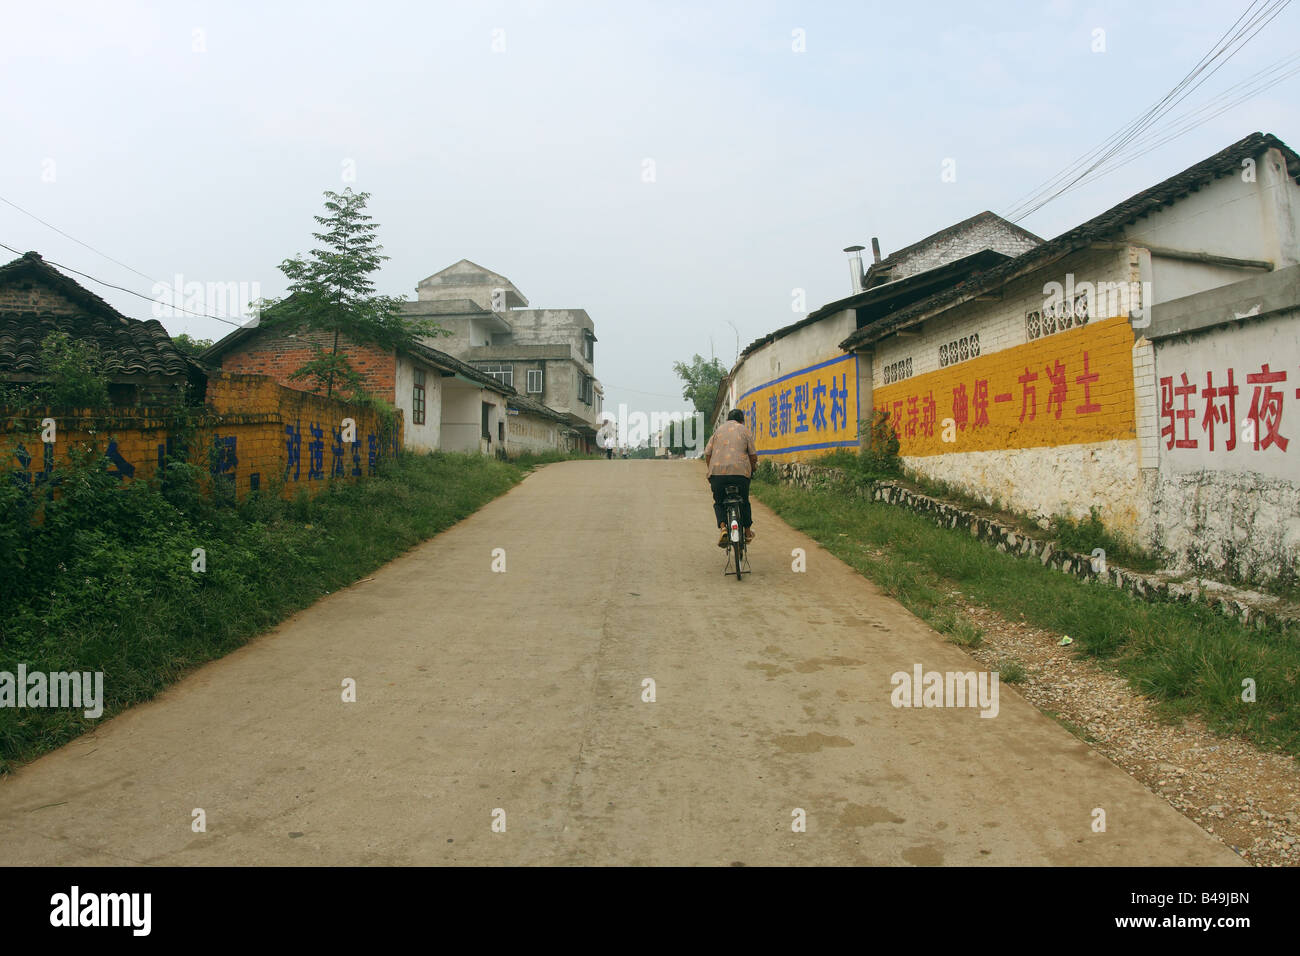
left=260, top=188, right=444, bottom=399
left=672, top=354, right=727, bottom=438
left=170, top=334, right=213, bottom=359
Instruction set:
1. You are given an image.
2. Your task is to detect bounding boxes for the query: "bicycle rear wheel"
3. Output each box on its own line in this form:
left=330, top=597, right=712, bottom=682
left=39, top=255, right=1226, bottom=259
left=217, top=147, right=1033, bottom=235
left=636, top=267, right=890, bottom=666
left=728, top=505, right=745, bottom=581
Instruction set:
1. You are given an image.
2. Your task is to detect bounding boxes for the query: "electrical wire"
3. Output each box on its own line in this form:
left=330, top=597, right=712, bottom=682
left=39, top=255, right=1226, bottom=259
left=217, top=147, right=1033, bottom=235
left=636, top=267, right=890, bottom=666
left=1004, top=0, right=1293, bottom=223
left=0, top=239, right=246, bottom=327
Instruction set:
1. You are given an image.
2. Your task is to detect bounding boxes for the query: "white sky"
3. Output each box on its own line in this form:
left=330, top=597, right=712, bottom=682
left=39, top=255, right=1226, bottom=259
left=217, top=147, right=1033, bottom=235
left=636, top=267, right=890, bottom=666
left=2, top=0, right=1297, bottom=416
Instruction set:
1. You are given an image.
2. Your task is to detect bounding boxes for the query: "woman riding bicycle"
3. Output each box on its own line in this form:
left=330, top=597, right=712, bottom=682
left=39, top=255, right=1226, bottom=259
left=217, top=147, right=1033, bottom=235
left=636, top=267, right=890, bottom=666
left=703, top=409, right=758, bottom=548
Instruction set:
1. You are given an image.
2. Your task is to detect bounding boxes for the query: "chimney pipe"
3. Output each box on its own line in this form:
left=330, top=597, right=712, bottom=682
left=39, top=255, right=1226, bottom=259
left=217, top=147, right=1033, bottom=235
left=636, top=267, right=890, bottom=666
left=844, top=245, right=866, bottom=293
left=871, top=237, right=881, bottom=263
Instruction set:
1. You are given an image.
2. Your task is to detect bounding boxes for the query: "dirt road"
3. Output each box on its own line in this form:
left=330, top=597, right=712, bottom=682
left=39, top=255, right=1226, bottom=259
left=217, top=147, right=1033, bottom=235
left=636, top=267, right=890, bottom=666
left=0, top=460, right=1240, bottom=865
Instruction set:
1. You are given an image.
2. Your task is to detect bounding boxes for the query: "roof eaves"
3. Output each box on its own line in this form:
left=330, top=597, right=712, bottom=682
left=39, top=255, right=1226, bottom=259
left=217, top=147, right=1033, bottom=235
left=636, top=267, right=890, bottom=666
left=840, top=131, right=1300, bottom=351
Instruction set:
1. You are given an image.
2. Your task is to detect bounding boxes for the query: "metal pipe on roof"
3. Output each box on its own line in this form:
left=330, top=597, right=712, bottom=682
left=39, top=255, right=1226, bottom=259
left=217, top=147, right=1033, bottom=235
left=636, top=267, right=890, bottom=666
left=844, top=245, right=866, bottom=293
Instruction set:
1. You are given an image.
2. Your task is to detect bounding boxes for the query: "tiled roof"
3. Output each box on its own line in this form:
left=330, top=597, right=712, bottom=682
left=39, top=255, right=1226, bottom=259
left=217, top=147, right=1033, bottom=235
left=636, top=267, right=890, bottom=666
left=841, top=131, right=1300, bottom=350
left=406, top=340, right=516, bottom=395
left=0, top=252, right=193, bottom=380
left=507, top=393, right=570, bottom=423
left=862, top=210, right=1043, bottom=287
left=200, top=311, right=517, bottom=396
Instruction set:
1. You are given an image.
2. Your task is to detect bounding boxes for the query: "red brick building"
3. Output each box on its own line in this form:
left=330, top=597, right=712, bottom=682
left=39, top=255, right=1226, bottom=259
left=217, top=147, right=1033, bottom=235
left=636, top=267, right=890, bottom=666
left=201, top=321, right=536, bottom=455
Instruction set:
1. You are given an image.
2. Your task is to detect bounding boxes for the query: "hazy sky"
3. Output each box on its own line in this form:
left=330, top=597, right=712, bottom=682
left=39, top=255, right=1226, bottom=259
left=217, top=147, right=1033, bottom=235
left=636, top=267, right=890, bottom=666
left=3, top=1, right=1297, bottom=416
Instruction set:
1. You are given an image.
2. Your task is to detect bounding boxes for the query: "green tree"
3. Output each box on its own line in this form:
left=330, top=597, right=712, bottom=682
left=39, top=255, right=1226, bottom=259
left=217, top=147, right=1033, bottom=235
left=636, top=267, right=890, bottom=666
left=671, top=354, right=727, bottom=439
left=169, top=333, right=213, bottom=359
left=261, top=188, right=444, bottom=399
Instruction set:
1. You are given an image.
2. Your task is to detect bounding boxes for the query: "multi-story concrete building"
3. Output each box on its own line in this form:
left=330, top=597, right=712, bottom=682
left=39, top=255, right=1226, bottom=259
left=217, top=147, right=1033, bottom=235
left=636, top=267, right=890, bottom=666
left=401, top=260, right=601, bottom=450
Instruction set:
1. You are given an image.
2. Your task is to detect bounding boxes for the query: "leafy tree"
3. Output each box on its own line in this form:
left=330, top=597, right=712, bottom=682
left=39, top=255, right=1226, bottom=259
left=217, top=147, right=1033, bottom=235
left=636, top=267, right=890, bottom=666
left=37, top=331, right=110, bottom=407
left=170, top=333, right=214, bottom=359
left=671, top=354, right=727, bottom=439
left=260, top=188, right=444, bottom=399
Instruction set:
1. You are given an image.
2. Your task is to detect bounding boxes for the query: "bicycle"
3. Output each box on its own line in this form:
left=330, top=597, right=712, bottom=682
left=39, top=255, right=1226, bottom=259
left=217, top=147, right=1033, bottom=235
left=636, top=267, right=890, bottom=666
left=721, top=483, right=750, bottom=582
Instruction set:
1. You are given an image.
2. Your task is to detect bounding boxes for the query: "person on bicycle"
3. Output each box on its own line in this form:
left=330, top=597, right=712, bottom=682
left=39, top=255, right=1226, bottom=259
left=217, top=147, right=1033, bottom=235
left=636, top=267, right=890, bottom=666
left=703, top=408, right=758, bottom=548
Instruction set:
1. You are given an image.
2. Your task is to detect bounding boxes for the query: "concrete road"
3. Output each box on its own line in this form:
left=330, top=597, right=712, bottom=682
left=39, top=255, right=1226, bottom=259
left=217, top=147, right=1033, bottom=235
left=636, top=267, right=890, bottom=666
left=0, top=460, right=1240, bottom=866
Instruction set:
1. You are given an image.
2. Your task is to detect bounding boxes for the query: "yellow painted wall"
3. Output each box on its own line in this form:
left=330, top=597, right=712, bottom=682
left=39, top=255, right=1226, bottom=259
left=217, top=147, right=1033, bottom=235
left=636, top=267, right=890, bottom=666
left=1, top=372, right=402, bottom=501
left=873, top=316, right=1135, bottom=456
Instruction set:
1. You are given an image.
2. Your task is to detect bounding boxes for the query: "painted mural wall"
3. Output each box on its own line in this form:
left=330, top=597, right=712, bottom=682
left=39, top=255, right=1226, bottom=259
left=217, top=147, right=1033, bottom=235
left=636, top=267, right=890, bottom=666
left=1149, top=308, right=1300, bottom=583
left=2, top=371, right=401, bottom=503
left=736, top=353, right=861, bottom=458
left=872, top=312, right=1144, bottom=536
left=725, top=309, right=861, bottom=463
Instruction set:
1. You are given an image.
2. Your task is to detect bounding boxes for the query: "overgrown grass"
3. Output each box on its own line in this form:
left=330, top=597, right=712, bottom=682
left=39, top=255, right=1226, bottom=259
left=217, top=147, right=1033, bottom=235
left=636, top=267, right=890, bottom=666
left=1048, top=505, right=1160, bottom=573
left=898, top=469, right=1162, bottom=573
left=999, top=660, right=1028, bottom=684
left=0, top=450, right=542, bottom=774
left=752, top=477, right=1300, bottom=757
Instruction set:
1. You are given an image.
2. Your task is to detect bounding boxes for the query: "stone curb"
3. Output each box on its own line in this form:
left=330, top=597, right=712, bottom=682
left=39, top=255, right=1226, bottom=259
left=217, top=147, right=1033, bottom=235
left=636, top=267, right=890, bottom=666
left=766, top=462, right=1297, bottom=634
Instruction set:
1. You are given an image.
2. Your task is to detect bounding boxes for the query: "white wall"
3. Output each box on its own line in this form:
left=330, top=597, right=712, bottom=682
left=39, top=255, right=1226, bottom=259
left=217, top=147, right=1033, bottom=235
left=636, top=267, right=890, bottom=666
left=1149, top=307, right=1300, bottom=582
left=441, top=382, right=482, bottom=453
left=395, top=356, right=442, bottom=453
left=507, top=411, right=562, bottom=456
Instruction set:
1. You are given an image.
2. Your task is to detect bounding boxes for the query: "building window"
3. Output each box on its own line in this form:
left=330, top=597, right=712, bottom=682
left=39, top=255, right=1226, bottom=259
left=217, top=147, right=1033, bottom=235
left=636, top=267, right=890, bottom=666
left=412, top=368, right=426, bottom=425
left=479, top=365, right=513, bottom=388
left=583, top=330, right=595, bottom=363
left=527, top=368, right=543, bottom=394
left=498, top=420, right=504, bottom=443
left=937, top=333, right=979, bottom=369
left=882, top=357, right=913, bottom=385
left=1027, top=295, right=1088, bottom=342
left=482, top=402, right=492, bottom=440
left=578, top=375, right=592, bottom=405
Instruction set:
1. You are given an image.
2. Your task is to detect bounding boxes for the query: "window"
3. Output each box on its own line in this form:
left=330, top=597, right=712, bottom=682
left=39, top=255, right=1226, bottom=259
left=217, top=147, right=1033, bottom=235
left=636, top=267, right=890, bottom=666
left=583, top=330, right=595, bottom=363
left=482, top=402, right=492, bottom=440
left=1027, top=294, right=1088, bottom=341
left=479, top=365, right=513, bottom=388
left=412, top=368, right=426, bottom=425
left=578, top=375, right=592, bottom=405
left=938, top=333, right=980, bottom=369
left=882, top=357, right=913, bottom=385
left=527, top=368, right=543, bottom=394
left=498, top=420, right=504, bottom=443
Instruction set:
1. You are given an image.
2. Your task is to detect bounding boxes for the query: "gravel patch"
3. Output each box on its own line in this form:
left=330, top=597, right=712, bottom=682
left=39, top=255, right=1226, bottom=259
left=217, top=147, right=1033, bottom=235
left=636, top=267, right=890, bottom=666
left=951, top=596, right=1300, bottom=867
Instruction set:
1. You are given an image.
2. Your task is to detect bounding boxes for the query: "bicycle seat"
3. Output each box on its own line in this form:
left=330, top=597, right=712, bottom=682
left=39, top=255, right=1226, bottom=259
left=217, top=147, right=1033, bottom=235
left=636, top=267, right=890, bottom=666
left=724, top=484, right=740, bottom=496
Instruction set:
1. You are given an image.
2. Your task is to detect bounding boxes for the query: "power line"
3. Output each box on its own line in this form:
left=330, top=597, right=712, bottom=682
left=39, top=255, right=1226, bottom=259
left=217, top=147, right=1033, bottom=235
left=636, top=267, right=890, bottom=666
left=0, top=194, right=160, bottom=285
left=1003, top=0, right=1282, bottom=220
left=1047, top=52, right=1300, bottom=200
left=0, top=240, right=246, bottom=327
left=1004, top=0, right=1293, bottom=223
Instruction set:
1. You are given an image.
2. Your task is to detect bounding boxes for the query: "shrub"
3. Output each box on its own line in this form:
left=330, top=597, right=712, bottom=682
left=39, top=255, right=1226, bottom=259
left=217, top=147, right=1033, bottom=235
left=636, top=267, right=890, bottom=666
left=37, top=331, right=110, bottom=407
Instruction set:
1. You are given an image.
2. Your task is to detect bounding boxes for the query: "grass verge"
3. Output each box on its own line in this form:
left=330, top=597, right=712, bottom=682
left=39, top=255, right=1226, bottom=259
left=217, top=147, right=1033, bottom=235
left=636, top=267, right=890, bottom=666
left=0, top=450, right=549, bottom=774
left=752, top=477, right=1300, bottom=757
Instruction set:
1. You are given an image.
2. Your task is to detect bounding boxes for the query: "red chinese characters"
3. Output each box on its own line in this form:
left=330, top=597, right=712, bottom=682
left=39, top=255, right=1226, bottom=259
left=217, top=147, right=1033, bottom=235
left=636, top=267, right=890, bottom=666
left=1162, top=362, right=1288, bottom=454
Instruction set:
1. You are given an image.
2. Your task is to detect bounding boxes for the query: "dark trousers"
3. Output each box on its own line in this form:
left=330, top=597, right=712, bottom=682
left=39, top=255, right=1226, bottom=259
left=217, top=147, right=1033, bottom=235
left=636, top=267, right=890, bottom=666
left=710, top=475, right=752, bottom=528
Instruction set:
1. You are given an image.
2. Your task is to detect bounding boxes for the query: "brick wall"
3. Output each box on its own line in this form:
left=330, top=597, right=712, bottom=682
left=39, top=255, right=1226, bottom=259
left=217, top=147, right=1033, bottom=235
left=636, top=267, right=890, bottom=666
left=2, top=371, right=402, bottom=503
left=218, top=327, right=398, bottom=401
left=0, top=279, right=88, bottom=315
left=885, top=219, right=1042, bottom=282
